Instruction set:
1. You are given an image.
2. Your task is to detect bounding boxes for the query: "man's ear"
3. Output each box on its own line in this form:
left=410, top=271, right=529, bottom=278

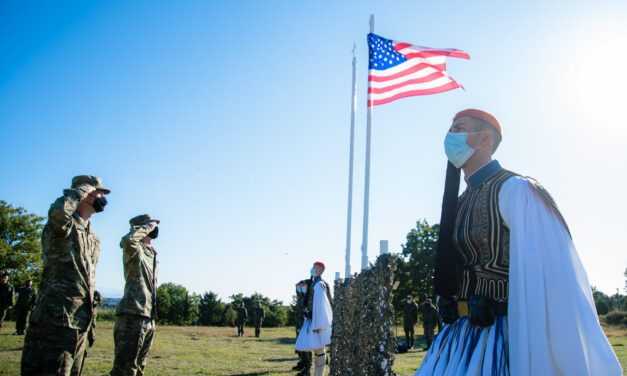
left=479, top=131, right=493, bottom=152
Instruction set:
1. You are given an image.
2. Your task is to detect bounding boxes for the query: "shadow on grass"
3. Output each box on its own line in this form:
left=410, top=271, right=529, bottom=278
left=227, top=372, right=292, bottom=376
left=0, top=347, right=23, bottom=352
left=255, top=337, right=295, bottom=345
left=264, top=356, right=298, bottom=362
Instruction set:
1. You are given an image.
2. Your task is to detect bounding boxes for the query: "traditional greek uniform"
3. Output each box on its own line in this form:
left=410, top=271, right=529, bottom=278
left=416, top=160, right=622, bottom=375
left=295, top=277, right=333, bottom=376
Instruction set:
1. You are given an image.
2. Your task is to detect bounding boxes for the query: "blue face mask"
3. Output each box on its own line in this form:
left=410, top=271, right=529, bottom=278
left=444, top=132, right=475, bottom=168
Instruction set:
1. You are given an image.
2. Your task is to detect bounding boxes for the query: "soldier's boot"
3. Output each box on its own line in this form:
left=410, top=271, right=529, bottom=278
left=313, top=352, right=325, bottom=376
left=297, top=363, right=311, bottom=376
left=292, top=353, right=305, bottom=370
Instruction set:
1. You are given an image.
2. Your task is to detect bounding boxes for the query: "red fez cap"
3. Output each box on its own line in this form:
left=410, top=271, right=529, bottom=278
left=454, top=109, right=502, bottom=137
left=313, top=261, right=326, bottom=270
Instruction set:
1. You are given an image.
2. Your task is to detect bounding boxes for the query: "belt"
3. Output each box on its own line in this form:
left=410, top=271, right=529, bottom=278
left=457, top=299, right=508, bottom=317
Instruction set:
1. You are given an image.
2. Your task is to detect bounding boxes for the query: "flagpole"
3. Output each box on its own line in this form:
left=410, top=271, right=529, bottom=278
left=345, top=43, right=357, bottom=279
left=361, top=14, right=374, bottom=271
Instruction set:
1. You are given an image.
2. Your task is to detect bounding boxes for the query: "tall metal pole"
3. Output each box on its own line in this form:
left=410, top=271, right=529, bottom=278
left=361, top=14, right=374, bottom=271
left=345, top=44, right=357, bottom=279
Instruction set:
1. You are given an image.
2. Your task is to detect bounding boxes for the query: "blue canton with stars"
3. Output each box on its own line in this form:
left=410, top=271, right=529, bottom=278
left=368, top=33, right=407, bottom=70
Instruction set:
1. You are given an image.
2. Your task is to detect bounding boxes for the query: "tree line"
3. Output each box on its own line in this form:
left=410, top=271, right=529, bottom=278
left=1, top=200, right=626, bottom=328
left=153, top=283, right=294, bottom=327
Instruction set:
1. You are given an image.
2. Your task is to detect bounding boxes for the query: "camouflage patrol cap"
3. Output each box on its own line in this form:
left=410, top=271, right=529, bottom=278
left=71, top=175, right=111, bottom=194
left=129, top=214, right=160, bottom=226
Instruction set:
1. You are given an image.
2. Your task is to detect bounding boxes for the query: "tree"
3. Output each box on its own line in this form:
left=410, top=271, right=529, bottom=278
left=156, top=283, right=199, bottom=325
left=592, top=287, right=611, bottom=315
left=222, top=304, right=236, bottom=327
left=0, top=201, right=44, bottom=285
left=393, top=220, right=439, bottom=313
left=228, top=292, right=289, bottom=327
left=198, top=291, right=225, bottom=326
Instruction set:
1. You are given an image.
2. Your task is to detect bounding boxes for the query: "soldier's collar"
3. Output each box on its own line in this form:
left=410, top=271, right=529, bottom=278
left=73, top=212, right=90, bottom=230
left=466, top=160, right=502, bottom=189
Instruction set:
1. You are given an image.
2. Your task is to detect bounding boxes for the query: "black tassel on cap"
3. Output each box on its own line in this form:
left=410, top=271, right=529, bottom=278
left=434, top=161, right=462, bottom=298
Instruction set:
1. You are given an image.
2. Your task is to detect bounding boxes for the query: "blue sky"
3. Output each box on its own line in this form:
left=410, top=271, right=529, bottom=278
left=1, top=1, right=626, bottom=303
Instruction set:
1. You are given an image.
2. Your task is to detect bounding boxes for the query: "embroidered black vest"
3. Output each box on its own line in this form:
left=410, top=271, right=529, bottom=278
left=454, top=169, right=515, bottom=302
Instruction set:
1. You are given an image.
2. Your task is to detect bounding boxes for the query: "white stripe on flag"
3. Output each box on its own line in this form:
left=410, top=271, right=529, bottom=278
left=368, top=75, right=455, bottom=101
left=368, top=66, right=441, bottom=89
left=369, top=56, right=445, bottom=78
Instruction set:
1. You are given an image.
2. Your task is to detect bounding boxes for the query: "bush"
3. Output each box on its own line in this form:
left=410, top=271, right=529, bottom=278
left=156, top=283, right=199, bottom=325
left=223, top=305, right=236, bottom=326
left=264, top=304, right=289, bottom=327
left=602, top=311, right=627, bottom=326
left=96, top=307, right=117, bottom=322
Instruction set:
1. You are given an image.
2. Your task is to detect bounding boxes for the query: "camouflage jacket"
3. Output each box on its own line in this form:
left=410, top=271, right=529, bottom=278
left=0, top=283, right=14, bottom=308
left=236, top=306, right=248, bottom=323
left=420, top=302, right=439, bottom=326
left=252, top=306, right=265, bottom=324
left=116, top=225, right=158, bottom=319
left=403, top=301, right=418, bottom=326
left=15, top=287, right=36, bottom=310
left=31, top=190, right=100, bottom=331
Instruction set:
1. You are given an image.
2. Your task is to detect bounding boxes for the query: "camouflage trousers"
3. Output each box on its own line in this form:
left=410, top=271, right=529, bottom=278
left=254, top=321, right=263, bottom=338
left=423, top=324, right=435, bottom=348
left=110, top=315, right=155, bottom=376
left=21, top=323, right=89, bottom=376
left=0, top=306, right=8, bottom=327
left=15, top=307, right=30, bottom=335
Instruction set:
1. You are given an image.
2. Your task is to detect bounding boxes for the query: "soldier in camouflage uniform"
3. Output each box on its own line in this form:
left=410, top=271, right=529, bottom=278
left=292, top=279, right=312, bottom=374
left=21, top=175, right=110, bottom=376
left=252, top=301, right=265, bottom=338
left=235, top=302, right=248, bottom=337
left=403, top=295, right=418, bottom=348
left=420, top=297, right=439, bottom=350
left=14, top=279, right=36, bottom=335
left=110, top=214, right=160, bottom=376
left=0, top=272, right=14, bottom=328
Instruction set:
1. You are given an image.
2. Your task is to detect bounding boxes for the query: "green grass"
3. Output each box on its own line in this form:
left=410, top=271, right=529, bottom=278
left=0, top=321, right=624, bottom=375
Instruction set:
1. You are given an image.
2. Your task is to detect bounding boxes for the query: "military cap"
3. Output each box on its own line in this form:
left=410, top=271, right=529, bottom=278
left=129, top=214, right=160, bottom=226
left=453, top=109, right=502, bottom=137
left=71, top=175, right=111, bottom=194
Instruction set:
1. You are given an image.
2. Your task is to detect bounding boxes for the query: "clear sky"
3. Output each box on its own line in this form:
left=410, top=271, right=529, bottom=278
left=1, top=0, right=626, bottom=303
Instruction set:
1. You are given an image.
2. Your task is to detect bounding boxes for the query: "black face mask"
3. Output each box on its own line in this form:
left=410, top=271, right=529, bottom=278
left=148, top=227, right=159, bottom=239
left=92, top=196, right=108, bottom=213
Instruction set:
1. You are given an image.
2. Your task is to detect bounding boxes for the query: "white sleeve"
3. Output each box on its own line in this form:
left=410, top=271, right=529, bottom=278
left=312, top=282, right=333, bottom=331
left=500, top=176, right=622, bottom=376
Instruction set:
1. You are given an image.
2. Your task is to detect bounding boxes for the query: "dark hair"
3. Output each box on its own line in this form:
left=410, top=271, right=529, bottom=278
left=473, top=118, right=502, bottom=153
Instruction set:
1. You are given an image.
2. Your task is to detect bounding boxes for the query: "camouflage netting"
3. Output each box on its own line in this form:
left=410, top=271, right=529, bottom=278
left=330, top=254, right=398, bottom=375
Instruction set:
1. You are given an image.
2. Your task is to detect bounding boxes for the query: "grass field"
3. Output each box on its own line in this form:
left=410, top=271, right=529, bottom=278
left=0, top=321, right=625, bottom=375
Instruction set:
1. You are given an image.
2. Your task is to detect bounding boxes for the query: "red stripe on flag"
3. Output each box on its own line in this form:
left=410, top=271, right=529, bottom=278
left=368, top=62, right=433, bottom=82
left=368, top=81, right=461, bottom=107
left=393, top=44, right=470, bottom=60
left=367, top=71, right=446, bottom=94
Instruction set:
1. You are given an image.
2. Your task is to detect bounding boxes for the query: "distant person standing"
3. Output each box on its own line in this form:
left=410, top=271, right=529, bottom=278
left=235, top=302, right=248, bottom=337
left=252, top=302, right=265, bottom=338
left=21, top=175, right=110, bottom=376
left=293, top=279, right=312, bottom=375
left=420, top=298, right=438, bottom=350
left=403, top=295, right=418, bottom=348
left=295, top=261, right=333, bottom=376
left=14, top=279, right=36, bottom=335
left=0, top=272, right=14, bottom=328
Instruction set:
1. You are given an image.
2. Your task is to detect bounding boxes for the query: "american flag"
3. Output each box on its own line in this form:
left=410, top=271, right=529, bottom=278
left=368, top=33, right=470, bottom=107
